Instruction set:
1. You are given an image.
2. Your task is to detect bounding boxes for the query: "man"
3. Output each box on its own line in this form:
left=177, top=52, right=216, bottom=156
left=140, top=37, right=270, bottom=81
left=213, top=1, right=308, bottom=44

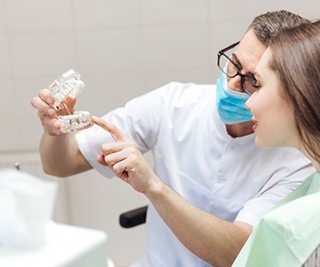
left=32, top=10, right=314, bottom=267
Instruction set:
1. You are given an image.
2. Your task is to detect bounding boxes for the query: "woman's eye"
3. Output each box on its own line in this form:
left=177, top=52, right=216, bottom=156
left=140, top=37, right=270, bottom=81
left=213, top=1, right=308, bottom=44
left=251, top=77, right=260, bottom=89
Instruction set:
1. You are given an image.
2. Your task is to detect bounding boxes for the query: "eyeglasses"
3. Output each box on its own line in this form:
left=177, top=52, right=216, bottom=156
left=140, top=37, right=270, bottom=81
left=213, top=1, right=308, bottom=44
left=217, top=41, right=258, bottom=95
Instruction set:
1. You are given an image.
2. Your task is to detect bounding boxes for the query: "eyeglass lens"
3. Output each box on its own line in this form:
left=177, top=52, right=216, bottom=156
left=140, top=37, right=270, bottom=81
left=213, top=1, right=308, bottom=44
left=219, top=54, right=239, bottom=78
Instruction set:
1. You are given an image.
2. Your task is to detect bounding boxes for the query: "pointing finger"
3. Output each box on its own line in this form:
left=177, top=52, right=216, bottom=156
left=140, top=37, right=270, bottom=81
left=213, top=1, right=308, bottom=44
left=92, top=116, right=125, bottom=141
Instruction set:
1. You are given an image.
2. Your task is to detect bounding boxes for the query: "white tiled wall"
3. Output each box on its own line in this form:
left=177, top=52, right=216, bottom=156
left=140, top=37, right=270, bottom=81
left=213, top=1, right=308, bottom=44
left=140, top=0, right=209, bottom=24
left=76, top=29, right=143, bottom=72
left=1, top=0, right=319, bottom=265
left=73, top=0, right=141, bottom=28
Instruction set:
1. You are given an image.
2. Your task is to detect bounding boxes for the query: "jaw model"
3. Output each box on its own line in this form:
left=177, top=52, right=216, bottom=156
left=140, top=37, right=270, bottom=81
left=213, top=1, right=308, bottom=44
left=49, top=69, right=92, bottom=133
left=58, top=111, right=92, bottom=133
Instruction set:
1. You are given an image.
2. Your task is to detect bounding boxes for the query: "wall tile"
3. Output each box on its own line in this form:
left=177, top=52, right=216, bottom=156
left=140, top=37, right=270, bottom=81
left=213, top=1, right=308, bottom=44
left=13, top=78, right=51, bottom=150
left=75, top=29, right=143, bottom=73
left=140, top=0, right=209, bottom=24
left=9, top=31, right=75, bottom=79
left=209, top=1, right=276, bottom=21
left=0, top=0, right=7, bottom=33
left=209, top=1, right=319, bottom=23
left=0, top=33, right=11, bottom=81
left=72, top=0, right=141, bottom=28
left=5, top=0, right=72, bottom=31
left=143, top=23, right=210, bottom=70
left=0, top=80, right=20, bottom=150
left=272, top=1, right=320, bottom=19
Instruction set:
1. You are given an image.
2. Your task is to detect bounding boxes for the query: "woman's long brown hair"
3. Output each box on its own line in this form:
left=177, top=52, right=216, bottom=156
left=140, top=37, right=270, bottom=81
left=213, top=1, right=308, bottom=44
left=269, top=22, right=320, bottom=163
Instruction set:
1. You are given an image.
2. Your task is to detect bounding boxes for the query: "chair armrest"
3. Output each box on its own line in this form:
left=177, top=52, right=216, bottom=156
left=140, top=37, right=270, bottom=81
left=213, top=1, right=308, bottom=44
left=119, top=206, right=148, bottom=228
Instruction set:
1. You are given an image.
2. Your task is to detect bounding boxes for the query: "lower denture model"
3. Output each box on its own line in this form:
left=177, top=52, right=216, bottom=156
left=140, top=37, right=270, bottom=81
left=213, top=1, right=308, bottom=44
left=49, top=69, right=92, bottom=133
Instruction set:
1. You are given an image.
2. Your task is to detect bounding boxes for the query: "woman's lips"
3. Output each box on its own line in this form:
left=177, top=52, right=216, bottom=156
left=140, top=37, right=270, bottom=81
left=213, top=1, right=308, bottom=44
left=252, top=119, right=258, bottom=131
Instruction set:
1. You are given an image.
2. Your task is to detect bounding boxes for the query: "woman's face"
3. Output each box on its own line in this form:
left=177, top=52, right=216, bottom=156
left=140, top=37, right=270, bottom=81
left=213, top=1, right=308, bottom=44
left=245, top=48, right=300, bottom=149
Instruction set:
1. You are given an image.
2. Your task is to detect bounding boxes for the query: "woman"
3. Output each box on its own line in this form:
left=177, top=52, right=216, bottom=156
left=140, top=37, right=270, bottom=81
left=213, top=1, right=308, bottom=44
left=232, top=21, right=320, bottom=266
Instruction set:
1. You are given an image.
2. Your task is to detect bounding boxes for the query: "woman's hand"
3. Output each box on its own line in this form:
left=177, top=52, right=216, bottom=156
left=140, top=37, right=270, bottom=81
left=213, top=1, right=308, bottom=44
left=92, top=116, right=161, bottom=194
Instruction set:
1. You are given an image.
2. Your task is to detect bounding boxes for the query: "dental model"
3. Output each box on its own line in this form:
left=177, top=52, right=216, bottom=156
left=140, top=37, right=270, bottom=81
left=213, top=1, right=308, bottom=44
left=49, top=69, right=85, bottom=110
left=58, top=111, right=92, bottom=133
left=49, top=69, right=92, bottom=133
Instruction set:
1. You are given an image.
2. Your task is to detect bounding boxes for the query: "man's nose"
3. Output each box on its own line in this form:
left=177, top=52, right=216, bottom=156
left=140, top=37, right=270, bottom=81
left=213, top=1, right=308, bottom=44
left=227, top=75, right=242, bottom=92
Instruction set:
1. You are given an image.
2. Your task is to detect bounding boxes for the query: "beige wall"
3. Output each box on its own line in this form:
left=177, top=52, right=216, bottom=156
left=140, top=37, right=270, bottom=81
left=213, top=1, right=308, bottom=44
left=1, top=0, right=319, bottom=265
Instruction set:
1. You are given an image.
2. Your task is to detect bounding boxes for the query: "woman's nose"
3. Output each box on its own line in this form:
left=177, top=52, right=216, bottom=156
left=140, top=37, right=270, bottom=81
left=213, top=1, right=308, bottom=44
left=245, top=94, right=255, bottom=111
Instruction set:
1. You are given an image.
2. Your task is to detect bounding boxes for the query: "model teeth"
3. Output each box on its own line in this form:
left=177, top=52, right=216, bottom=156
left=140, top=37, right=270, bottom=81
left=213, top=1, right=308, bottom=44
left=58, top=111, right=92, bottom=133
left=49, top=69, right=85, bottom=109
left=49, top=69, right=91, bottom=133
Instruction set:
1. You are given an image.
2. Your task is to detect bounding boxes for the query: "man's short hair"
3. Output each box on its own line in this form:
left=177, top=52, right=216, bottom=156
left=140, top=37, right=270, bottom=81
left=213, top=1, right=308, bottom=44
left=248, top=10, right=310, bottom=45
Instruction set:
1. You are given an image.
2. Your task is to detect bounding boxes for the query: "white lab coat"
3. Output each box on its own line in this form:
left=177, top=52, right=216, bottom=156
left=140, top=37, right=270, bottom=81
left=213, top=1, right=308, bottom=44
left=76, top=82, right=314, bottom=267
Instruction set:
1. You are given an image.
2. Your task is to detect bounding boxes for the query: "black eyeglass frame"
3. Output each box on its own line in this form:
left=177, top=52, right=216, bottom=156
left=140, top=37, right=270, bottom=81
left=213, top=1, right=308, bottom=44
left=217, top=41, right=257, bottom=95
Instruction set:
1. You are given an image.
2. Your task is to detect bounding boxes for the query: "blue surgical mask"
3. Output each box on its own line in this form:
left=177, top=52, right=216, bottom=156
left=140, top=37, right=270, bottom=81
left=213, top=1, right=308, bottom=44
left=216, top=73, right=252, bottom=124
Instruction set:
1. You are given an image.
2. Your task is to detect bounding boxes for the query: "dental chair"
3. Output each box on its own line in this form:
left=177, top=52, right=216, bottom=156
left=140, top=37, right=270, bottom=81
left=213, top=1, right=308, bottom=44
left=119, top=206, right=147, bottom=228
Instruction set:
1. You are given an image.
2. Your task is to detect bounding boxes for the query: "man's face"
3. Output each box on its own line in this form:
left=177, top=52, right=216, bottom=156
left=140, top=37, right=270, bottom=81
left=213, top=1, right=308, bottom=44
left=227, top=29, right=267, bottom=93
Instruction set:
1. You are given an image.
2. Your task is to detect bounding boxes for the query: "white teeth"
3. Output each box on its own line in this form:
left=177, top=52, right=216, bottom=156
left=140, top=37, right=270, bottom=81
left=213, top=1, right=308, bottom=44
left=49, top=69, right=85, bottom=109
left=48, top=69, right=92, bottom=133
left=58, top=111, right=92, bottom=133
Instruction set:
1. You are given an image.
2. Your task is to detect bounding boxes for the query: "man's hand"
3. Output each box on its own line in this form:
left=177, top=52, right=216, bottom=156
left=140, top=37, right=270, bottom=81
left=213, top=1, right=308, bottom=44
left=92, top=116, right=161, bottom=194
left=31, top=89, right=76, bottom=136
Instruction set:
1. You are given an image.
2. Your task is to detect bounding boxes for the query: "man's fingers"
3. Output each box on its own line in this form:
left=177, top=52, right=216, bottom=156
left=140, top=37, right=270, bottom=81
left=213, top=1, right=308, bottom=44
left=38, top=112, right=61, bottom=135
left=32, top=96, right=56, bottom=117
left=113, top=160, right=129, bottom=180
left=39, top=89, right=54, bottom=105
left=92, top=116, right=125, bottom=141
left=103, top=149, right=130, bottom=168
left=98, top=152, right=129, bottom=180
left=101, top=142, right=128, bottom=155
left=43, top=115, right=61, bottom=131
left=97, top=154, right=107, bottom=166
